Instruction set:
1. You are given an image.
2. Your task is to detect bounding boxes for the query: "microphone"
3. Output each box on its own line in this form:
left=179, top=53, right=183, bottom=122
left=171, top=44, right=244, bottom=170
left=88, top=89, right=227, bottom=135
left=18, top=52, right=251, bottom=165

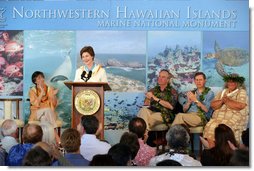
left=81, top=71, right=86, bottom=81
left=85, top=71, right=92, bottom=82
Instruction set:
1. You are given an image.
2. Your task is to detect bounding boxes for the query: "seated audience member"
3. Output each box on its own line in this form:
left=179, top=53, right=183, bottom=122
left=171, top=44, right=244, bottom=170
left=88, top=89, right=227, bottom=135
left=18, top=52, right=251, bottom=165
left=138, top=69, right=178, bottom=130
left=229, top=149, right=249, bottom=166
left=119, top=132, right=140, bottom=166
left=200, top=124, right=238, bottom=166
left=22, top=146, right=52, bottom=166
left=149, top=124, right=201, bottom=166
left=203, top=74, right=249, bottom=144
left=28, top=71, right=60, bottom=144
left=128, top=117, right=156, bottom=166
left=34, top=142, right=53, bottom=158
left=89, top=154, right=116, bottom=166
left=79, top=115, right=111, bottom=161
left=108, top=143, right=132, bottom=166
left=6, top=124, right=43, bottom=166
left=156, top=159, right=182, bottom=166
left=34, top=141, right=70, bottom=166
left=172, top=72, right=214, bottom=127
left=53, top=128, right=89, bottom=166
left=0, top=146, right=6, bottom=166
left=1, top=119, right=18, bottom=153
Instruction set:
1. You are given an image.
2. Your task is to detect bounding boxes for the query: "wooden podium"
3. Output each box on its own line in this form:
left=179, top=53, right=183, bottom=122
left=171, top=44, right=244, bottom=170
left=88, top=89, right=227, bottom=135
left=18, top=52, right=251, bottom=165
left=64, top=82, right=111, bottom=138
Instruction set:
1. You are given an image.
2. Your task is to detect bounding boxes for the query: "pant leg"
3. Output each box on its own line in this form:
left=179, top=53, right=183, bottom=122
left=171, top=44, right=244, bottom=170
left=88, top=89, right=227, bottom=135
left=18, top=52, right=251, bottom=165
left=171, top=112, right=202, bottom=127
left=137, top=107, right=153, bottom=130
left=37, top=108, right=57, bottom=128
left=148, top=112, right=164, bottom=128
left=137, top=107, right=165, bottom=130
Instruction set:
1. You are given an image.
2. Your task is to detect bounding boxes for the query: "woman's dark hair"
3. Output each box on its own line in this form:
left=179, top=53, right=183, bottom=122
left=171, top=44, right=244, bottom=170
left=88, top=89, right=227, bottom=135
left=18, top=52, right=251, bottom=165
left=212, top=124, right=238, bottom=165
left=108, top=143, right=132, bottom=166
left=119, top=132, right=140, bottom=160
left=31, top=71, right=44, bottom=84
left=80, top=46, right=95, bottom=60
left=22, top=146, right=52, bottom=166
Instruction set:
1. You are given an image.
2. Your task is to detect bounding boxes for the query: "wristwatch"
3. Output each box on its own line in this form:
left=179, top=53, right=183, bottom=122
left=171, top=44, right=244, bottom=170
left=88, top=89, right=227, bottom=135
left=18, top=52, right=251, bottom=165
left=195, top=100, right=199, bottom=104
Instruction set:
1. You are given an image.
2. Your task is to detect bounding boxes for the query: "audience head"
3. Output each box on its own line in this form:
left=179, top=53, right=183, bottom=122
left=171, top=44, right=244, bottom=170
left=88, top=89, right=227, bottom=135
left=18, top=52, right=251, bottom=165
left=22, top=124, right=43, bottom=144
left=229, top=149, right=249, bottom=166
left=34, top=141, right=53, bottom=158
left=31, top=71, right=45, bottom=85
left=89, top=154, right=116, bottom=166
left=60, top=128, right=81, bottom=153
left=39, top=122, right=55, bottom=144
left=240, top=128, right=249, bottom=150
left=108, top=143, right=132, bottom=166
left=156, top=159, right=182, bottom=166
left=166, top=124, right=190, bottom=150
left=215, top=124, right=237, bottom=149
left=128, top=117, right=146, bottom=139
left=81, top=115, right=99, bottom=134
left=1, top=119, right=17, bottom=137
left=119, top=132, right=140, bottom=160
left=22, top=146, right=51, bottom=166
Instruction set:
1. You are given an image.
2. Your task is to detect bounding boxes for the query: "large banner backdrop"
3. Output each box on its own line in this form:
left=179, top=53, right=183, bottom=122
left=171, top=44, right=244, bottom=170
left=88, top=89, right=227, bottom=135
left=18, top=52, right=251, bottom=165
left=0, top=0, right=249, bottom=144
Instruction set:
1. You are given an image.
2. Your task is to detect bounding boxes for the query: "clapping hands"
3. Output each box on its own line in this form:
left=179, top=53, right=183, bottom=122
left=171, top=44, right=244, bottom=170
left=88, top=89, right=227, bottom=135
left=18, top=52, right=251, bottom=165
left=186, top=91, right=196, bottom=102
left=145, top=92, right=155, bottom=100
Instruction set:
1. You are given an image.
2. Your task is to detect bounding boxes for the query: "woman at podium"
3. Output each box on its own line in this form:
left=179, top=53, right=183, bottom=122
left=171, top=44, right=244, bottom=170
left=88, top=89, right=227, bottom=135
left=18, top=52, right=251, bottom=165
left=74, top=46, right=108, bottom=82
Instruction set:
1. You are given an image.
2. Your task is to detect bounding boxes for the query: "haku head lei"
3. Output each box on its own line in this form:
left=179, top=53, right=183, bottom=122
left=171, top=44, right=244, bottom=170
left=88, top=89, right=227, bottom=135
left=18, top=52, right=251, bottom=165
left=223, top=73, right=245, bottom=85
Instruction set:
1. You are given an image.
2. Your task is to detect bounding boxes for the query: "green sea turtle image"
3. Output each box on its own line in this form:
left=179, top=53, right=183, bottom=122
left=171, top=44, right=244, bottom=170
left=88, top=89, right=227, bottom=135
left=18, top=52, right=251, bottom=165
left=205, top=41, right=249, bottom=76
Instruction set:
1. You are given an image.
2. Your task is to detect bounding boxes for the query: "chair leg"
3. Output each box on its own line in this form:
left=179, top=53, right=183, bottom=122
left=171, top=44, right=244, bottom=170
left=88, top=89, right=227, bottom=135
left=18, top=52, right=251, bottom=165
left=155, top=132, right=159, bottom=151
left=190, top=133, right=194, bottom=153
left=20, top=127, right=23, bottom=144
left=199, top=133, right=203, bottom=157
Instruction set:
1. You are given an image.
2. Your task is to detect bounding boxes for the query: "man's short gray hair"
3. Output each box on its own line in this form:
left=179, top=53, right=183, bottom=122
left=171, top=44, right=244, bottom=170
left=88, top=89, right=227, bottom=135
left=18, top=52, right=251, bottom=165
left=166, top=124, right=190, bottom=150
left=1, top=119, right=17, bottom=136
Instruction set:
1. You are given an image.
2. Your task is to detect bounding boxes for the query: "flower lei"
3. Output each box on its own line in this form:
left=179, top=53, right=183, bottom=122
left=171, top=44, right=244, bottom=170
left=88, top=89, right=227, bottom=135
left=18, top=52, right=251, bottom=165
left=152, top=84, right=174, bottom=125
left=192, top=87, right=211, bottom=125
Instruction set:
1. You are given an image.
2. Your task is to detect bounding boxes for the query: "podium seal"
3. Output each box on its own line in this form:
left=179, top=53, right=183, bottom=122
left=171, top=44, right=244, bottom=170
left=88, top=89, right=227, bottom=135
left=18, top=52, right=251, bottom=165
left=74, top=89, right=100, bottom=115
